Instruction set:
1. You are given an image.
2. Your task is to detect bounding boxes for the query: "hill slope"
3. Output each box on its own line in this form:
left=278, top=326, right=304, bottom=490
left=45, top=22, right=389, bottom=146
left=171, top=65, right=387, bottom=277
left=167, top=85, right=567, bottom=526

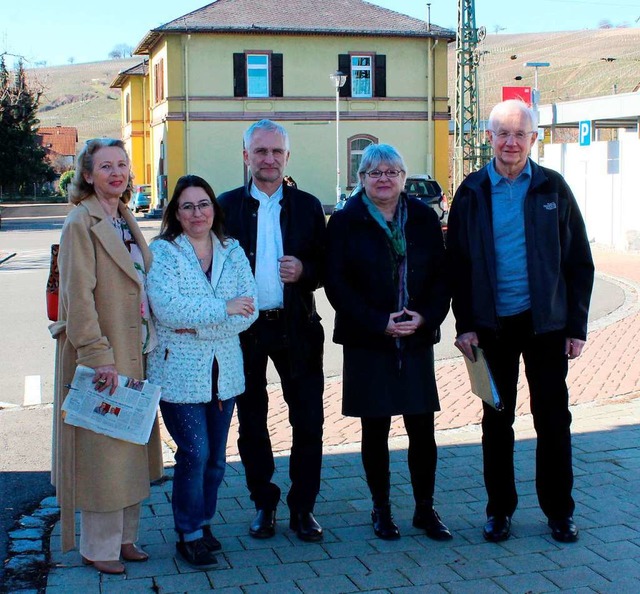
left=27, top=58, right=138, bottom=144
left=455, top=29, right=640, bottom=117
left=26, top=29, right=640, bottom=143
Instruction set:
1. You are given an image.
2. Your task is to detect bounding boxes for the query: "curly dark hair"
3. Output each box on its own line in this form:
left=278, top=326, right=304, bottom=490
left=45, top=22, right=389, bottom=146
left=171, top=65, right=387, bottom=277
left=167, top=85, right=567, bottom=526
left=156, top=175, right=227, bottom=244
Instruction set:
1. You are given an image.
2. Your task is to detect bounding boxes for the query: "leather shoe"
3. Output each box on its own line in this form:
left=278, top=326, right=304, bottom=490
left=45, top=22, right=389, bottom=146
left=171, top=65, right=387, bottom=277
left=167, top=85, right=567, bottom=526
left=82, top=557, right=125, bottom=574
left=483, top=515, right=511, bottom=542
left=175, top=538, right=217, bottom=569
left=120, top=543, right=149, bottom=562
left=413, top=507, right=453, bottom=541
left=202, top=525, right=222, bottom=551
left=249, top=508, right=276, bottom=539
left=372, top=505, right=401, bottom=540
left=289, top=511, right=323, bottom=542
left=548, top=516, right=579, bottom=542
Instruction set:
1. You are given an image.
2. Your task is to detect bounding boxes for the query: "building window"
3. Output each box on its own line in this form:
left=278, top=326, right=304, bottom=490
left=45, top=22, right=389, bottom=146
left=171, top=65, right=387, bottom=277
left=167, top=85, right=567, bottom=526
left=351, top=56, right=372, bottom=98
left=153, top=59, right=165, bottom=104
left=233, top=52, right=283, bottom=98
left=124, top=92, right=131, bottom=124
left=338, top=54, right=386, bottom=99
left=348, top=134, right=378, bottom=187
left=247, top=54, right=269, bottom=97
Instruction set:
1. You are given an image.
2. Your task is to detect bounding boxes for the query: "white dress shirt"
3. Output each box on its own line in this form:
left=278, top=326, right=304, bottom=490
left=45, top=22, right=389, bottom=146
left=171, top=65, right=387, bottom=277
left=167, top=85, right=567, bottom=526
left=251, top=182, right=284, bottom=310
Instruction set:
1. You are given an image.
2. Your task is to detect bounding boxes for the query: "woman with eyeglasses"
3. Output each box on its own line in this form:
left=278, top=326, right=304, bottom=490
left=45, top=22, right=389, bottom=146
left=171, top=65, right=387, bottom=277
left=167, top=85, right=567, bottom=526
left=325, top=144, right=452, bottom=541
left=51, top=138, right=163, bottom=574
left=146, top=175, right=257, bottom=569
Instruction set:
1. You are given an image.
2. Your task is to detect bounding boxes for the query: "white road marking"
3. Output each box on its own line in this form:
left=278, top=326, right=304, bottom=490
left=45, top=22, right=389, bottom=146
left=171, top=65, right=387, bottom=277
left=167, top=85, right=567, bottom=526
left=24, top=375, right=42, bottom=406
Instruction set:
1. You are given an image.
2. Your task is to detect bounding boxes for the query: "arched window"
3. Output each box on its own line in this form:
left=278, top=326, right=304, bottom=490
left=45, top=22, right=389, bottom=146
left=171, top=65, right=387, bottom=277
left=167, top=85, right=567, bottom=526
left=347, top=134, right=378, bottom=187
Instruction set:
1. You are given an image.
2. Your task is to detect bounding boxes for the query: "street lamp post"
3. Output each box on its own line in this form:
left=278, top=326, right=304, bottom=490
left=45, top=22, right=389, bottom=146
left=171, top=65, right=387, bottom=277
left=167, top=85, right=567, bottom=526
left=524, top=61, right=550, bottom=162
left=329, top=70, right=347, bottom=203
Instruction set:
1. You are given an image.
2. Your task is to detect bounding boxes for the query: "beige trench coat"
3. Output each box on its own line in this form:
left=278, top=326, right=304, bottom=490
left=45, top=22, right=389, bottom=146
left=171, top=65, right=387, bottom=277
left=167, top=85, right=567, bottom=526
left=50, top=196, right=163, bottom=552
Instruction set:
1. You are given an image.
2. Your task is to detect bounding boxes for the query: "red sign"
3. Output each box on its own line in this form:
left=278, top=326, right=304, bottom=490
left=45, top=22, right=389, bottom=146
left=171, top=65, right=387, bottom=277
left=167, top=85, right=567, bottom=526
left=502, top=86, right=532, bottom=106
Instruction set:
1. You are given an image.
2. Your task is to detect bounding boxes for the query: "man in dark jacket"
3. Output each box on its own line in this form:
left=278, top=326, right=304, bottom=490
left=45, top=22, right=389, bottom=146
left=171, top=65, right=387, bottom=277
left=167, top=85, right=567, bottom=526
left=447, top=100, right=594, bottom=544
left=218, top=120, right=326, bottom=542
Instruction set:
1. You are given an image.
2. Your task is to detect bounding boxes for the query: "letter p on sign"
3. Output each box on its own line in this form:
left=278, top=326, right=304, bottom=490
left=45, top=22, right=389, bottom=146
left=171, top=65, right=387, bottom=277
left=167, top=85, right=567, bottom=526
left=579, top=120, right=591, bottom=146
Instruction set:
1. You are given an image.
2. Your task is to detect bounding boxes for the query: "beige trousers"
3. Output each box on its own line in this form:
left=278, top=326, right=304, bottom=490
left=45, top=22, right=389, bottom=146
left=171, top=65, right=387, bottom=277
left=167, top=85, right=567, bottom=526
left=79, top=503, right=141, bottom=561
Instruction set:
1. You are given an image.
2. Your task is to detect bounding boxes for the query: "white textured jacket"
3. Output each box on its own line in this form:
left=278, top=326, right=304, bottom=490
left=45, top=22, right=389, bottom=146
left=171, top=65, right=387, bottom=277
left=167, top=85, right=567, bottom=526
left=147, top=233, right=258, bottom=403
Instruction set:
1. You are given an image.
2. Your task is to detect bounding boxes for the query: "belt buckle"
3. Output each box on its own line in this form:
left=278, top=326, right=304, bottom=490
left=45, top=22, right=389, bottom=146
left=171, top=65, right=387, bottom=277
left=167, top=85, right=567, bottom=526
left=262, top=308, right=281, bottom=321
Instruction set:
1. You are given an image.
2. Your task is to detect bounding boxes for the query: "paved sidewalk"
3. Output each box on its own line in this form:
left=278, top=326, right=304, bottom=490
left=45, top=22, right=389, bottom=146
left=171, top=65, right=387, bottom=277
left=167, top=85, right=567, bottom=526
left=39, top=245, right=640, bottom=592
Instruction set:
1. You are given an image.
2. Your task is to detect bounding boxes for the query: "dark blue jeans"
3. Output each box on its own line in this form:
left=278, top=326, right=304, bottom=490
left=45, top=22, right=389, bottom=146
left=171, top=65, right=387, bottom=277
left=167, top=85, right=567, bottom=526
left=160, top=398, right=235, bottom=540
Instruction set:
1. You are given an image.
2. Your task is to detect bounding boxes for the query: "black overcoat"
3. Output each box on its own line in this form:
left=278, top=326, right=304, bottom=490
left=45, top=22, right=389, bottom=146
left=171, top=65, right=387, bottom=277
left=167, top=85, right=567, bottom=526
left=325, top=191, right=450, bottom=417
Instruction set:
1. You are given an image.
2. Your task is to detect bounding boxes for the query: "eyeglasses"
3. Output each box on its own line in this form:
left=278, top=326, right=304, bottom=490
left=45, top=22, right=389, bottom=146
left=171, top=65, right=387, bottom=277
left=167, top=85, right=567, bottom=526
left=179, top=201, right=213, bottom=213
left=491, top=131, right=535, bottom=141
left=365, top=170, right=404, bottom=179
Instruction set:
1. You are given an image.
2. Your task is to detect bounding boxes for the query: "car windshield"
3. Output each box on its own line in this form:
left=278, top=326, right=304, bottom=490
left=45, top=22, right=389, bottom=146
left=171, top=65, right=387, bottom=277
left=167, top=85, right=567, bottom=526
left=138, top=187, right=151, bottom=196
left=405, top=180, right=440, bottom=199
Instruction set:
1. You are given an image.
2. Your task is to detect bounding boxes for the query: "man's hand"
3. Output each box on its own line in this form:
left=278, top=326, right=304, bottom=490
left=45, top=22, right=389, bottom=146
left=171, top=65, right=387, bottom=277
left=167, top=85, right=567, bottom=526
left=279, top=255, right=303, bottom=283
left=454, top=331, right=479, bottom=362
left=565, top=337, right=586, bottom=359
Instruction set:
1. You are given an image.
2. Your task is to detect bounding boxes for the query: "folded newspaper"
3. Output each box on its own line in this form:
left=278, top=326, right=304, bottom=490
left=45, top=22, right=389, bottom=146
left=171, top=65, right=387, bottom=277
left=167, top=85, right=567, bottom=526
left=62, top=365, right=162, bottom=445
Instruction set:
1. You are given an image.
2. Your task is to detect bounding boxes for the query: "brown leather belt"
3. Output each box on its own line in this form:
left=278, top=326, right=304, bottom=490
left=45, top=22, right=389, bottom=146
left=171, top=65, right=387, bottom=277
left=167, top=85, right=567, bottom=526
left=259, top=308, right=284, bottom=321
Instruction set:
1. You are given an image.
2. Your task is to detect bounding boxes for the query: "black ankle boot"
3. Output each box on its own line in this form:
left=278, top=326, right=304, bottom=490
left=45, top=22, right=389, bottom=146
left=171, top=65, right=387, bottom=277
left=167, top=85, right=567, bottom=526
left=413, top=503, right=452, bottom=541
left=371, top=504, right=400, bottom=540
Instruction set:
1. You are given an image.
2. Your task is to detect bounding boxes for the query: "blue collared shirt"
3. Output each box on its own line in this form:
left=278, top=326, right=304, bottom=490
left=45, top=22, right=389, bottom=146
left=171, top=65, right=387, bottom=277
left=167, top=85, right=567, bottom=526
left=251, top=182, right=284, bottom=310
left=488, top=158, right=532, bottom=316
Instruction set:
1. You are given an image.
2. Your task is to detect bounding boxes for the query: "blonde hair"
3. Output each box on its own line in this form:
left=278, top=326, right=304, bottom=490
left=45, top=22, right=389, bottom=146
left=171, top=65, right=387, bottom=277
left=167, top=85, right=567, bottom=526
left=68, top=138, right=132, bottom=205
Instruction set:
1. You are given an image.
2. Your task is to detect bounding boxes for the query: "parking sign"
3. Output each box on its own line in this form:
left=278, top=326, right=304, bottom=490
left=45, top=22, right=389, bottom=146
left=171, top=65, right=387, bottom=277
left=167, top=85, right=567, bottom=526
left=579, top=120, right=591, bottom=146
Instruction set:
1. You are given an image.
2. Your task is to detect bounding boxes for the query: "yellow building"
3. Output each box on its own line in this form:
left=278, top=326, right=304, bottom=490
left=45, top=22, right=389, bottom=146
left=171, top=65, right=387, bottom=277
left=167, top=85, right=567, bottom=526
left=111, top=0, right=455, bottom=210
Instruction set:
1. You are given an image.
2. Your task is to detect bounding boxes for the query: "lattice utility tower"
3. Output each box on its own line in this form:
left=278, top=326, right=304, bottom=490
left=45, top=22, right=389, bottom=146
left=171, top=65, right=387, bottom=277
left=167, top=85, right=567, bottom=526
left=453, top=0, right=488, bottom=191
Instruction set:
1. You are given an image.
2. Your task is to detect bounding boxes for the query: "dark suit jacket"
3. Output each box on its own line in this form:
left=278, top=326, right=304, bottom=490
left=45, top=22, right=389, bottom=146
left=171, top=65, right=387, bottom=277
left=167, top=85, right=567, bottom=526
left=218, top=181, right=326, bottom=376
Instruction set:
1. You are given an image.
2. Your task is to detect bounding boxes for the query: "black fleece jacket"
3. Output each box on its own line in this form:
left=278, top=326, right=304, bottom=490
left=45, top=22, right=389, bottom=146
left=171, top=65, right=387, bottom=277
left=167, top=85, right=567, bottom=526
left=446, top=159, right=594, bottom=340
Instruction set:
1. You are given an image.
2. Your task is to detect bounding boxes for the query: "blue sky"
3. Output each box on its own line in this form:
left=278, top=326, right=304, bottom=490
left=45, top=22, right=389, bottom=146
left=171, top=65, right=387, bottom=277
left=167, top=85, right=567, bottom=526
left=1, top=0, right=638, bottom=67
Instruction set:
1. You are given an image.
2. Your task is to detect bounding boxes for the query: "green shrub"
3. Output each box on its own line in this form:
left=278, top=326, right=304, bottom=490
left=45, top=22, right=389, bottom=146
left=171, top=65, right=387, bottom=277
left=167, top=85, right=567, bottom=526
left=59, top=171, right=74, bottom=196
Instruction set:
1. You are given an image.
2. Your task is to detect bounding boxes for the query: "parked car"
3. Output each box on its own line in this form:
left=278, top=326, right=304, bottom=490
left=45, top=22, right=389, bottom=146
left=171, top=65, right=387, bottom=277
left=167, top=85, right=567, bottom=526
left=403, top=174, right=449, bottom=236
left=333, top=174, right=449, bottom=236
left=132, top=184, right=151, bottom=213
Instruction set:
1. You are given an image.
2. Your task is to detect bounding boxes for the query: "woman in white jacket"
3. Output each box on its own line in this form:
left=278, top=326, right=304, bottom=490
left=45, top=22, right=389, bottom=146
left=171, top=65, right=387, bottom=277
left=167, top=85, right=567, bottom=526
left=147, top=175, right=257, bottom=569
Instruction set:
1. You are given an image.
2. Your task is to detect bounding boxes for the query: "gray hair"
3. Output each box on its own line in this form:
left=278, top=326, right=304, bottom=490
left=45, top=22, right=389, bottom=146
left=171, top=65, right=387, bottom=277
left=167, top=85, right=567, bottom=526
left=68, top=138, right=132, bottom=205
left=243, top=119, right=290, bottom=151
left=488, top=99, right=538, bottom=132
left=357, top=143, right=407, bottom=180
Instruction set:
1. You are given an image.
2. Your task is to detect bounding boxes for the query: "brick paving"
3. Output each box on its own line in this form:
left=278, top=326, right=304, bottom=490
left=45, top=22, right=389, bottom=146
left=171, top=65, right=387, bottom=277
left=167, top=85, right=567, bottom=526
left=36, top=244, right=640, bottom=592
left=212, top=245, right=640, bottom=458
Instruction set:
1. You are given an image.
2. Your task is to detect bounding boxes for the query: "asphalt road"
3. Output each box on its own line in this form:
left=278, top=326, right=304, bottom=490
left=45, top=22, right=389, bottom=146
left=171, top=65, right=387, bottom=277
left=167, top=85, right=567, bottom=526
left=0, top=203, right=623, bottom=589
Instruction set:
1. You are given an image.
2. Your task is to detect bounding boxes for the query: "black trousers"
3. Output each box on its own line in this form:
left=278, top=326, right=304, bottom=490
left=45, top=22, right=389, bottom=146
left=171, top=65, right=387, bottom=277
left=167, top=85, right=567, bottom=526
left=361, top=413, right=437, bottom=507
left=236, top=316, right=324, bottom=513
left=478, top=310, right=575, bottom=521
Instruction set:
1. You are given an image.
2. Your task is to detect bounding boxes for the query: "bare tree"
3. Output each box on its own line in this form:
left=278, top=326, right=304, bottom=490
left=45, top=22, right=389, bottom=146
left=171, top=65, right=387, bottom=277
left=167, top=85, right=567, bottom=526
left=108, top=44, right=134, bottom=60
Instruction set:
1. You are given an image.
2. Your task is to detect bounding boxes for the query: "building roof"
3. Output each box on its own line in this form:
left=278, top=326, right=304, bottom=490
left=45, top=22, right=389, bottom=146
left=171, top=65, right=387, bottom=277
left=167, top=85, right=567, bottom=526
left=111, top=59, right=149, bottom=89
left=37, top=126, right=78, bottom=157
left=135, top=0, right=454, bottom=54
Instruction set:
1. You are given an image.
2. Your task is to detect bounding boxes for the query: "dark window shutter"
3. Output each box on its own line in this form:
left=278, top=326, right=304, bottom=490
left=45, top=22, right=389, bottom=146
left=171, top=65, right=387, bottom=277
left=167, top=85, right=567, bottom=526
left=233, top=53, right=246, bottom=97
left=375, top=54, right=386, bottom=98
left=338, top=54, right=351, bottom=97
left=271, top=53, right=283, bottom=97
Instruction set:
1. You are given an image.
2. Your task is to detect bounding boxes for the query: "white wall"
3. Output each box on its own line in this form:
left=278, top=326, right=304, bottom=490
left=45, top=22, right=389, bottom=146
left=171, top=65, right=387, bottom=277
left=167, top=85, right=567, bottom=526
left=542, top=136, right=640, bottom=251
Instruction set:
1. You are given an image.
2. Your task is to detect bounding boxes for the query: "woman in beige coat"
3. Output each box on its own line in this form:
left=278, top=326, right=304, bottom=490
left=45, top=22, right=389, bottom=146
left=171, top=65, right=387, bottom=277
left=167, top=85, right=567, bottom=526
left=50, top=139, right=163, bottom=574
